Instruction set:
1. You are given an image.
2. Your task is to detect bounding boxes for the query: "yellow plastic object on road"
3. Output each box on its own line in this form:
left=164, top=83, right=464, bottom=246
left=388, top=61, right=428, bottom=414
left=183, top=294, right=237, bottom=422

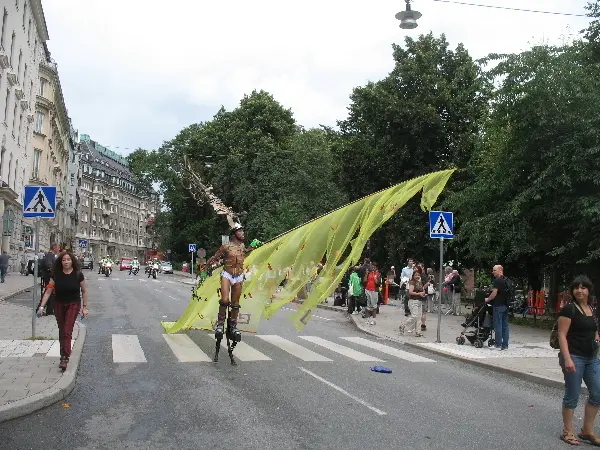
left=161, top=169, right=455, bottom=334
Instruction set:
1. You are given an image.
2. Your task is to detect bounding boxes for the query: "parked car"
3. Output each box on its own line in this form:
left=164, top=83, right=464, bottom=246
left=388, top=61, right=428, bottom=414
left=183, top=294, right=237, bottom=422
left=81, top=258, right=94, bottom=270
left=120, top=257, right=133, bottom=271
left=160, top=261, right=173, bottom=274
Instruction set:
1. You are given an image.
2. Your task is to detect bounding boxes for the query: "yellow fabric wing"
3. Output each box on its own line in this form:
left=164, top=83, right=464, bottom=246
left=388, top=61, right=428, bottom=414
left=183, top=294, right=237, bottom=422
left=162, top=169, right=454, bottom=334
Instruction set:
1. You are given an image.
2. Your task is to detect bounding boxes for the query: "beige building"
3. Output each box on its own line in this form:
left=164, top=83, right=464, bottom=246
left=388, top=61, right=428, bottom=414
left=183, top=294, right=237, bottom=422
left=76, top=134, right=159, bottom=261
left=24, top=45, right=77, bottom=252
left=0, top=0, right=50, bottom=267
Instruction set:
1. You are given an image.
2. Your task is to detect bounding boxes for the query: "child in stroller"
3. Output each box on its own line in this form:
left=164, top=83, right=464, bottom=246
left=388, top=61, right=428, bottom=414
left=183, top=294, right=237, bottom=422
left=456, top=289, right=496, bottom=348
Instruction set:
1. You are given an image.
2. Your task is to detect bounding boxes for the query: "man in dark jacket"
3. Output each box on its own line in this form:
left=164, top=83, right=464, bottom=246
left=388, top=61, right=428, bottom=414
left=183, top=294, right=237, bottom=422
left=38, top=244, right=59, bottom=315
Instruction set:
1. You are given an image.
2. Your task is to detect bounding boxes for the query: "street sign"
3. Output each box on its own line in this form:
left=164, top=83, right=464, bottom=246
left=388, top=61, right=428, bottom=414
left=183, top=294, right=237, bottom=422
left=188, top=243, right=196, bottom=253
left=78, top=239, right=89, bottom=248
left=429, top=211, right=454, bottom=239
left=23, top=186, right=56, bottom=219
left=198, top=248, right=206, bottom=258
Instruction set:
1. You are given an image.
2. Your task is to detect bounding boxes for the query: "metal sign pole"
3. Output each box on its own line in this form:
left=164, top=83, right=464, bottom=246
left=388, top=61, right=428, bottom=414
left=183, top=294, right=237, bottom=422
left=32, top=217, right=40, bottom=338
left=436, top=237, right=444, bottom=343
left=191, top=251, right=195, bottom=277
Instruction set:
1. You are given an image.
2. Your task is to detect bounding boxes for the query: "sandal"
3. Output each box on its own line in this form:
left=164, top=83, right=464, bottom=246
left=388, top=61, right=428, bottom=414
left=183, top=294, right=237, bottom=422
left=561, top=431, right=580, bottom=446
left=578, top=432, right=600, bottom=446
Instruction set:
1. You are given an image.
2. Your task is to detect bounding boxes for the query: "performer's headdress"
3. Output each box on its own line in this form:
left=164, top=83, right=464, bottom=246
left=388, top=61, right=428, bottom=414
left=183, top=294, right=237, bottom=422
left=230, top=222, right=243, bottom=235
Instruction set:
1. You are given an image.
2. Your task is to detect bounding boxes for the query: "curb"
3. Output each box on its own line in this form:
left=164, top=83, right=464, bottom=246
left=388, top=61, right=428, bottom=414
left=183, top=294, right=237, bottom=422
left=0, top=321, right=87, bottom=423
left=347, top=314, right=572, bottom=393
left=0, top=285, right=35, bottom=303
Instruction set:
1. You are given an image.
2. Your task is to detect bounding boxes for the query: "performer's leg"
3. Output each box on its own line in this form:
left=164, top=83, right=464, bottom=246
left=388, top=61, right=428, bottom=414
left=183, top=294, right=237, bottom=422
left=228, top=282, right=243, bottom=341
left=215, top=276, right=232, bottom=337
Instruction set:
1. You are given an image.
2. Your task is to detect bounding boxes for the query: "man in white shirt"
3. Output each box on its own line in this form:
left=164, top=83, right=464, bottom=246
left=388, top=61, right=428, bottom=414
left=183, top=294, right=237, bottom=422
left=400, top=259, right=415, bottom=316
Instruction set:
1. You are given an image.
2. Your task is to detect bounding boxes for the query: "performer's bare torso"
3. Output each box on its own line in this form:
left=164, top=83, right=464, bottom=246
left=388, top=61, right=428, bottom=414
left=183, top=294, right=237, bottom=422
left=214, top=242, right=246, bottom=278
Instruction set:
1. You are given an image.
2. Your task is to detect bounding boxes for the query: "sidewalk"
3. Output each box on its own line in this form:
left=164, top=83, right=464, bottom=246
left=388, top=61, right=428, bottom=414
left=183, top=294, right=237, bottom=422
left=0, top=272, right=87, bottom=423
left=314, top=299, right=565, bottom=390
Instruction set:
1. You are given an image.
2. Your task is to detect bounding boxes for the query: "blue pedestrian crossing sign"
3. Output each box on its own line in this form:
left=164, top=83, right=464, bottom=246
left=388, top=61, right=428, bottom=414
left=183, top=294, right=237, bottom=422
left=429, top=211, right=454, bottom=239
left=23, top=186, right=56, bottom=219
left=188, top=244, right=197, bottom=253
left=78, top=239, right=88, bottom=249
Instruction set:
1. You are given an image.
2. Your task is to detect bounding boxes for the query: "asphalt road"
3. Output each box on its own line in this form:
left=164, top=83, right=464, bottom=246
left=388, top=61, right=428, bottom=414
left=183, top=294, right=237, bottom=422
left=0, top=271, right=579, bottom=450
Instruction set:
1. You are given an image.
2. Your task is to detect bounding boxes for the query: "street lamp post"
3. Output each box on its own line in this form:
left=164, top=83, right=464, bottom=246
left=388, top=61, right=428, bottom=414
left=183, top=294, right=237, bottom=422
left=396, top=0, right=422, bottom=29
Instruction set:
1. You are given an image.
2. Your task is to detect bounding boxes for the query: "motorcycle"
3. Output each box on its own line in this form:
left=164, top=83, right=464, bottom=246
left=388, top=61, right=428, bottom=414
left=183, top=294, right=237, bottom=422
left=105, top=262, right=112, bottom=277
left=129, top=266, right=139, bottom=275
left=148, top=263, right=159, bottom=279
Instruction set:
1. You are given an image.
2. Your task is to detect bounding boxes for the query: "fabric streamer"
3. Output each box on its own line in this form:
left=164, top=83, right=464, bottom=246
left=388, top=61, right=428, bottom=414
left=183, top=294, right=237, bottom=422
left=371, top=366, right=393, bottom=374
left=161, top=169, right=455, bottom=334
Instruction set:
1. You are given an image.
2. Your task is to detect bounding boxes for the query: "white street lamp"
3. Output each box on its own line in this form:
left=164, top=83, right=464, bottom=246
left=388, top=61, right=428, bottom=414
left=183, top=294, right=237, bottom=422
left=395, top=0, right=422, bottom=29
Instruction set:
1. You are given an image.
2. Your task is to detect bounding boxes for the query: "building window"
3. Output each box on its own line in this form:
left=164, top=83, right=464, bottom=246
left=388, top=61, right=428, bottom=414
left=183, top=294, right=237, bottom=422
left=39, top=78, right=47, bottom=97
left=16, top=113, right=22, bottom=144
left=17, top=50, right=21, bottom=81
left=11, top=103, right=17, bottom=135
left=9, top=32, right=15, bottom=67
left=27, top=18, right=31, bottom=43
left=3, top=89, right=9, bottom=123
left=69, top=194, right=73, bottom=208
left=22, top=0, right=26, bottom=28
left=32, top=149, right=40, bottom=179
left=70, top=173, right=74, bottom=186
left=7, top=153, right=11, bottom=187
left=34, top=110, right=43, bottom=133
left=0, top=9, right=7, bottom=50
left=22, top=63, right=26, bottom=87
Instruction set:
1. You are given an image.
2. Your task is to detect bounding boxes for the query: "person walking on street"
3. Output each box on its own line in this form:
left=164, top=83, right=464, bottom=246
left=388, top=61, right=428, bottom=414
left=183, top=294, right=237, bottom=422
left=347, top=267, right=364, bottom=315
left=400, top=259, right=415, bottom=317
left=399, top=270, right=426, bottom=337
left=556, top=275, right=600, bottom=446
left=0, top=250, right=9, bottom=283
left=37, top=251, right=89, bottom=371
left=484, top=265, right=510, bottom=350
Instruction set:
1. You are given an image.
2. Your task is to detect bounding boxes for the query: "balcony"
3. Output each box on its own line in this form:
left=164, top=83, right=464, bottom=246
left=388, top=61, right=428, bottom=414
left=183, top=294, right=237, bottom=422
left=6, top=71, right=17, bottom=86
left=101, top=224, right=109, bottom=231
left=0, top=50, right=8, bottom=69
left=14, top=88, right=24, bottom=100
left=101, top=208, right=112, bottom=216
left=19, top=99, right=28, bottom=110
left=52, top=163, right=61, bottom=174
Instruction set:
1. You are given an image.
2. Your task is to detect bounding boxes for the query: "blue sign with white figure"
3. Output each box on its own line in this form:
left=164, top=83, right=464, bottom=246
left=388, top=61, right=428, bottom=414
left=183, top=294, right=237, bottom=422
left=23, top=186, right=56, bottom=219
left=188, top=244, right=197, bottom=253
left=429, top=211, right=454, bottom=239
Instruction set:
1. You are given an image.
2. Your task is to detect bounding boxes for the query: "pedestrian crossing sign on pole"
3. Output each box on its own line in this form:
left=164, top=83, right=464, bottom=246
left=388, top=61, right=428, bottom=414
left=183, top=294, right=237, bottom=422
left=429, top=211, right=454, bottom=239
left=188, top=244, right=196, bottom=253
left=23, top=186, right=56, bottom=219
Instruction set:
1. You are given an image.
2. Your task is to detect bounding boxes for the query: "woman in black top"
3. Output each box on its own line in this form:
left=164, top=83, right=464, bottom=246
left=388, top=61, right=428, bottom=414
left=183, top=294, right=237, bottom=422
left=38, top=251, right=89, bottom=371
left=557, top=275, right=600, bottom=445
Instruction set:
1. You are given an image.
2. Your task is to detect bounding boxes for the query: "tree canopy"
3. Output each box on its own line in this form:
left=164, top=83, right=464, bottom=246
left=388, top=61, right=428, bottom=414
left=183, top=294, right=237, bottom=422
left=128, top=3, right=600, bottom=296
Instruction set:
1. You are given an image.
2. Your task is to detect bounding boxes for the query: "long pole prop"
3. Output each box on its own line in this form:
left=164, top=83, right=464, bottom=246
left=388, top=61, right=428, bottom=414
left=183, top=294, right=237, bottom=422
left=32, top=217, right=40, bottom=338
left=436, top=237, right=444, bottom=343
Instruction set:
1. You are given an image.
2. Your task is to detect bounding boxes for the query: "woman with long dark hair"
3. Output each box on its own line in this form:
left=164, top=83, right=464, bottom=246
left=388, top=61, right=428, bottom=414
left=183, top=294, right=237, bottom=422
left=557, top=275, right=600, bottom=445
left=37, top=251, right=89, bottom=371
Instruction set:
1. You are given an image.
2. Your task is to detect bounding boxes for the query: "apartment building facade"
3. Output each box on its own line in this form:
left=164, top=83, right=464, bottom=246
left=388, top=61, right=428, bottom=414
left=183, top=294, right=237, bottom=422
left=76, top=134, right=159, bottom=261
left=24, top=46, right=78, bottom=252
left=0, top=0, right=49, bottom=265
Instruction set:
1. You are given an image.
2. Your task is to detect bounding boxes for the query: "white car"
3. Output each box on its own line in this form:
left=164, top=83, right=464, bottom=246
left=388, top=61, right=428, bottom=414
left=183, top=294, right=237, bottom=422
left=160, top=261, right=173, bottom=274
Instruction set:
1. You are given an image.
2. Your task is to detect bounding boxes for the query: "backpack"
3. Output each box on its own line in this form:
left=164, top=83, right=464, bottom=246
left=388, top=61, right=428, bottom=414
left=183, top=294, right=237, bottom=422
left=40, top=253, right=55, bottom=278
left=503, top=276, right=516, bottom=306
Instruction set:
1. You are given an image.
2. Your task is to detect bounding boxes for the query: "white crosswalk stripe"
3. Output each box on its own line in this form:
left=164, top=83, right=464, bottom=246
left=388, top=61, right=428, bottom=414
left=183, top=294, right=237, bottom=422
left=104, top=333, right=435, bottom=365
left=256, top=335, right=332, bottom=361
left=112, top=334, right=147, bottom=363
left=298, top=336, right=384, bottom=362
left=162, top=334, right=212, bottom=362
left=340, top=337, right=436, bottom=363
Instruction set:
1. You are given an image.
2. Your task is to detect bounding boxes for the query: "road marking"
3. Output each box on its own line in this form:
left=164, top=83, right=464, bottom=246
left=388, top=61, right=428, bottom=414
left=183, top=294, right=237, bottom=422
left=162, top=334, right=212, bottom=362
left=112, top=334, right=147, bottom=363
left=340, top=337, right=436, bottom=363
left=126, top=278, right=134, bottom=281
left=168, top=295, right=178, bottom=301
left=256, top=335, right=332, bottom=361
left=299, top=367, right=386, bottom=416
left=112, top=278, right=120, bottom=281
left=298, top=336, right=384, bottom=362
left=211, top=336, right=271, bottom=361
left=165, top=281, right=175, bottom=284
left=46, top=340, right=73, bottom=357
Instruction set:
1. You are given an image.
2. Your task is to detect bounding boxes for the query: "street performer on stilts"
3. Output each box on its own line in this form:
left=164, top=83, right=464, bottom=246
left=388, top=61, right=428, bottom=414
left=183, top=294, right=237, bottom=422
left=206, top=223, right=261, bottom=342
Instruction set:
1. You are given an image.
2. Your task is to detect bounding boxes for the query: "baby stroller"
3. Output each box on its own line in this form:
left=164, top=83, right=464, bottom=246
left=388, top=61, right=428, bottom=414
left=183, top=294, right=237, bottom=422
left=456, top=296, right=495, bottom=348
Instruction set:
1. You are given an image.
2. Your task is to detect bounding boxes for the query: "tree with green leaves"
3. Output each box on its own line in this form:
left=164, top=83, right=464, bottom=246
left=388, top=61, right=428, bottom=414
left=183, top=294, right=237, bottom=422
left=334, top=32, right=489, bottom=268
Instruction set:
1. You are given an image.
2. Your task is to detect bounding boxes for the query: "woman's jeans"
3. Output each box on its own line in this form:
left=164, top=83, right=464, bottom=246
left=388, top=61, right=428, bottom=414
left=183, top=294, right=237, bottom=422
left=559, top=353, right=600, bottom=409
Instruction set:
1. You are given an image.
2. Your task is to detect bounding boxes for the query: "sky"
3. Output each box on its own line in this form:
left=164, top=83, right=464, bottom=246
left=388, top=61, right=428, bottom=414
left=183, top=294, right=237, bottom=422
left=41, top=0, right=592, bottom=156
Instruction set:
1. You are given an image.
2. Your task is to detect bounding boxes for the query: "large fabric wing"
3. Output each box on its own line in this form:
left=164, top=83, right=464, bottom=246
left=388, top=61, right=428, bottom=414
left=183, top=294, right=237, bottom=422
left=162, top=169, right=455, bottom=334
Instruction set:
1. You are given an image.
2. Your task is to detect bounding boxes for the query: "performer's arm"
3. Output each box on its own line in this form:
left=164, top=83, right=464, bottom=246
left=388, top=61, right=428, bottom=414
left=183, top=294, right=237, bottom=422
left=207, top=245, right=226, bottom=267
